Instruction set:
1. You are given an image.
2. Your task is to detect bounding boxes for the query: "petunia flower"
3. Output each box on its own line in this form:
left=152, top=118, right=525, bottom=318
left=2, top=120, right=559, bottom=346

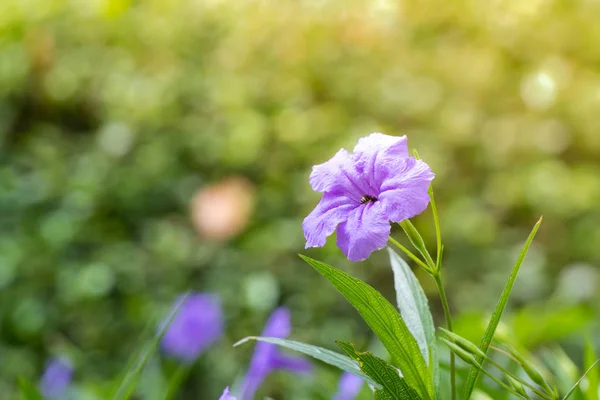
left=332, top=372, right=364, bottom=400
left=239, top=307, right=312, bottom=400
left=219, top=387, right=237, bottom=400
left=39, top=357, right=73, bottom=400
left=303, top=133, right=434, bottom=262
left=160, top=292, right=225, bottom=363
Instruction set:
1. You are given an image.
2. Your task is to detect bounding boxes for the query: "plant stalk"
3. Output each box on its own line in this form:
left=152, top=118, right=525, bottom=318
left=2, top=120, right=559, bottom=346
left=487, top=359, right=552, bottom=400
left=434, top=272, right=456, bottom=400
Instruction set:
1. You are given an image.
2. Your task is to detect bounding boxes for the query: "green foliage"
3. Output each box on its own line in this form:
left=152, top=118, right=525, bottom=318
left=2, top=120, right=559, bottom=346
left=300, top=255, right=433, bottom=399
left=1, top=0, right=600, bottom=398
left=463, top=217, right=543, bottom=398
left=337, top=341, right=421, bottom=400
left=17, top=378, right=42, bottom=400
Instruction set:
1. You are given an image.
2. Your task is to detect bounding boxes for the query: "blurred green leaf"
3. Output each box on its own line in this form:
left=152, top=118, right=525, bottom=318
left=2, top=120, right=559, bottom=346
left=464, top=217, right=543, bottom=399
left=563, top=359, right=600, bottom=400
left=300, top=255, right=432, bottom=400
left=584, top=336, right=599, bottom=400
left=17, top=378, right=43, bottom=400
left=111, top=293, right=188, bottom=400
left=511, top=306, right=594, bottom=347
left=138, top=356, right=168, bottom=400
left=233, top=336, right=379, bottom=388
left=542, top=347, right=581, bottom=396
left=337, top=341, right=421, bottom=400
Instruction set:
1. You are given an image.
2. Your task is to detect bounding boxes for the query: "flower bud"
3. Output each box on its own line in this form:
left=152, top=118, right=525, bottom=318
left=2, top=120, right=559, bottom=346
left=507, top=377, right=530, bottom=399
left=399, top=220, right=434, bottom=268
left=439, top=328, right=487, bottom=359
left=507, top=346, right=553, bottom=394
left=441, top=338, right=481, bottom=367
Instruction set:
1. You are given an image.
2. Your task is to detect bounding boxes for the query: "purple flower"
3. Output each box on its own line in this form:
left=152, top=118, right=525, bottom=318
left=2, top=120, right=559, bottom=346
left=303, top=133, right=434, bottom=261
left=219, top=387, right=237, bottom=400
left=332, top=372, right=364, bottom=400
left=39, top=357, right=73, bottom=400
left=160, top=292, right=224, bottom=363
left=239, top=307, right=312, bottom=400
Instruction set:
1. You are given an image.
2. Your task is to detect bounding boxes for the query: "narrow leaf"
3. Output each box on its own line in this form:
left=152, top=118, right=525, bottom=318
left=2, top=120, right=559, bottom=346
left=585, top=337, right=599, bottom=400
left=234, top=336, right=379, bottom=388
left=563, top=359, right=600, bottom=400
left=463, top=217, right=543, bottom=399
left=112, top=293, right=189, bottom=400
left=300, top=255, right=433, bottom=400
left=388, top=248, right=439, bottom=397
left=338, top=341, right=421, bottom=400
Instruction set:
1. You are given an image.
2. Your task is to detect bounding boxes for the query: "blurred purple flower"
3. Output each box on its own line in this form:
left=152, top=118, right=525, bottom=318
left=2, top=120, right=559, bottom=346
left=39, top=357, right=73, bottom=400
left=332, top=372, right=364, bottom=400
left=219, top=387, right=237, bottom=400
left=239, top=307, right=312, bottom=400
left=160, top=292, right=224, bottom=363
left=303, top=133, right=434, bottom=261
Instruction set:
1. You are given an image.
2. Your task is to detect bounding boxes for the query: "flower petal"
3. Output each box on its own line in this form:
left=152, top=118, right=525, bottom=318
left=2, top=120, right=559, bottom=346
left=39, top=357, right=73, bottom=400
left=378, top=158, right=434, bottom=222
left=353, top=133, right=408, bottom=159
left=352, top=134, right=411, bottom=194
left=240, top=307, right=292, bottom=400
left=219, top=387, right=237, bottom=400
left=309, top=149, right=370, bottom=198
left=261, top=307, right=291, bottom=338
left=160, top=293, right=224, bottom=363
left=303, top=192, right=358, bottom=248
left=336, top=202, right=391, bottom=262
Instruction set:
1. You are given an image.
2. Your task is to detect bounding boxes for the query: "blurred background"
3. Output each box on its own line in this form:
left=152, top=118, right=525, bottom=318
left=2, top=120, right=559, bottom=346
left=1, top=0, right=599, bottom=398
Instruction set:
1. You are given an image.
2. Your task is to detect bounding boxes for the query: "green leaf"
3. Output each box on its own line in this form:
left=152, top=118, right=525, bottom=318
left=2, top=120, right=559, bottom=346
left=300, top=255, right=432, bottom=400
left=584, top=336, right=599, bottom=400
left=463, top=217, right=543, bottom=399
left=563, top=359, right=600, bottom=400
left=234, top=336, right=379, bottom=388
left=388, top=248, right=439, bottom=397
left=17, top=378, right=43, bottom=400
left=111, top=293, right=189, bottom=400
left=337, top=341, right=421, bottom=400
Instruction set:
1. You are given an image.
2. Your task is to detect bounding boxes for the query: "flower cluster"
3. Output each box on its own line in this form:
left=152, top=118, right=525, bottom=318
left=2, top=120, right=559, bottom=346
left=162, top=296, right=312, bottom=399
left=36, top=133, right=433, bottom=399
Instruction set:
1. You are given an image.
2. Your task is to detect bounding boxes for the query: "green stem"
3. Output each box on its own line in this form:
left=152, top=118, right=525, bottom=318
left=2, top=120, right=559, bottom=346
left=388, top=237, right=433, bottom=273
left=428, top=186, right=442, bottom=268
left=477, top=367, right=528, bottom=399
left=434, top=272, right=456, bottom=400
left=487, top=359, right=552, bottom=400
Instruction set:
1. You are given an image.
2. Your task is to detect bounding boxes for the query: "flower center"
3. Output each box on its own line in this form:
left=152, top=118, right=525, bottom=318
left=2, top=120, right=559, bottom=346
left=360, top=195, right=378, bottom=204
